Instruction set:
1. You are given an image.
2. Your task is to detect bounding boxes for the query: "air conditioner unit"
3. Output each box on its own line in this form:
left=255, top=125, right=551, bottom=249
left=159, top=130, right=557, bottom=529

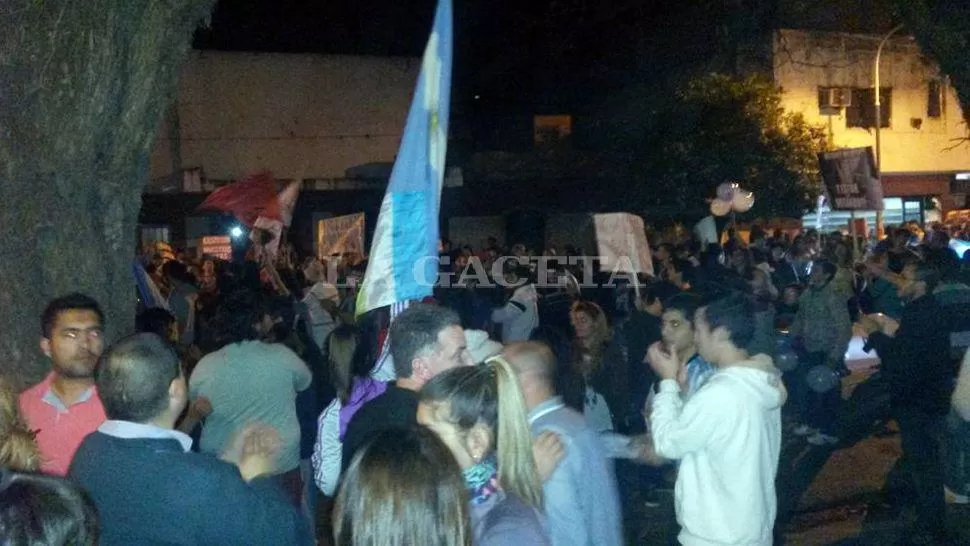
left=821, top=88, right=852, bottom=108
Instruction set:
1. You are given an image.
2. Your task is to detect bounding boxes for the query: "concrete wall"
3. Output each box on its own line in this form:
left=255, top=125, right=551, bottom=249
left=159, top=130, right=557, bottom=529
left=151, top=50, right=420, bottom=181
left=773, top=29, right=970, bottom=175
left=447, top=216, right=505, bottom=250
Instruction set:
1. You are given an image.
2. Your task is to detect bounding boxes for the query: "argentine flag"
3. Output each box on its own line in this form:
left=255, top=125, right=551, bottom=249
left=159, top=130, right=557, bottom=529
left=356, top=0, right=453, bottom=317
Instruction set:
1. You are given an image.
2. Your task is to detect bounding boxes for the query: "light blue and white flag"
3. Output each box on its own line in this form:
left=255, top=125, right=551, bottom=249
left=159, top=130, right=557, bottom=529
left=356, top=0, right=453, bottom=317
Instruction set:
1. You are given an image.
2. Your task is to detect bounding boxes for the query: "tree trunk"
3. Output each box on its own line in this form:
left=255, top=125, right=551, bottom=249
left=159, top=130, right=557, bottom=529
left=0, top=0, right=215, bottom=388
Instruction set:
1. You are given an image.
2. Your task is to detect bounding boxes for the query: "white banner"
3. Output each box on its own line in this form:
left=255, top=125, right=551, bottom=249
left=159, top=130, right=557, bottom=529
left=592, top=213, right=654, bottom=277
left=317, top=213, right=365, bottom=260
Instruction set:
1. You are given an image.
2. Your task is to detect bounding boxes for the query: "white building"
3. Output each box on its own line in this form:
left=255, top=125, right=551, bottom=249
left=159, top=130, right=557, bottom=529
left=774, top=29, right=970, bottom=226
left=149, top=50, right=420, bottom=189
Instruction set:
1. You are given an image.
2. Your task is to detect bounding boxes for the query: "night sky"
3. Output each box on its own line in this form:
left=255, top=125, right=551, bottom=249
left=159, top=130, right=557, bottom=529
left=193, top=0, right=720, bottom=111
left=193, top=0, right=898, bottom=133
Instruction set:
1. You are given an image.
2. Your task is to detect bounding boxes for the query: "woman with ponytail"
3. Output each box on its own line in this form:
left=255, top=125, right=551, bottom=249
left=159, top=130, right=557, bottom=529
left=419, top=357, right=550, bottom=546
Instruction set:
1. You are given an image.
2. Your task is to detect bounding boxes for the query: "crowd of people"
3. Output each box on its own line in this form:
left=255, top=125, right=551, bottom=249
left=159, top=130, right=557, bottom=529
left=1, top=217, right=969, bottom=546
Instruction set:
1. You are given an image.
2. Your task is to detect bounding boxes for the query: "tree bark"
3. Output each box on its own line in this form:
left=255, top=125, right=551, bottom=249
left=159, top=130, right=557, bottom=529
left=0, top=0, right=215, bottom=388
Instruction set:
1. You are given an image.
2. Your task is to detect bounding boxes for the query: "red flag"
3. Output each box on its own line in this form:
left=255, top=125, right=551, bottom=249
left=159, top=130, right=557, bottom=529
left=196, top=172, right=281, bottom=227
left=262, top=180, right=301, bottom=227
left=248, top=181, right=302, bottom=261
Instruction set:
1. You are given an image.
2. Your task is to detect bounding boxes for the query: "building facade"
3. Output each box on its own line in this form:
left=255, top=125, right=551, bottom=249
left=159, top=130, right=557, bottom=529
left=774, top=28, right=970, bottom=225
left=149, top=50, right=420, bottom=186
left=142, top=51, right=422, bottom=250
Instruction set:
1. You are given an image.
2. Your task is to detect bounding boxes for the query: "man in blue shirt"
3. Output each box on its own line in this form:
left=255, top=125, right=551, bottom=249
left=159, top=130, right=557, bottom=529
left=505, top=341, right=623, bottom=546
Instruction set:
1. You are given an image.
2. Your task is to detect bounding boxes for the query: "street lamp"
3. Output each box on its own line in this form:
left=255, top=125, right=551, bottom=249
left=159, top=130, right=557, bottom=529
left=873, top=24, right=904, bottom=239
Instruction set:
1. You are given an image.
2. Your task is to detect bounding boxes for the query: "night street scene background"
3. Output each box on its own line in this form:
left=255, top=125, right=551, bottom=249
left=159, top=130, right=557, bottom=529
left=1, top=0, right=970, bottom=545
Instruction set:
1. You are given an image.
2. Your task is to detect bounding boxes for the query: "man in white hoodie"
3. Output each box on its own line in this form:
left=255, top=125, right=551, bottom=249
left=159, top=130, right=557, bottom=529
left=648, top=293, right=786, bottom=546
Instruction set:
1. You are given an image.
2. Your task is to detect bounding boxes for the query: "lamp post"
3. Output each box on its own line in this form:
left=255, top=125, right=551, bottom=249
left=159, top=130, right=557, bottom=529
left=873, top=24, right=903, bottom=240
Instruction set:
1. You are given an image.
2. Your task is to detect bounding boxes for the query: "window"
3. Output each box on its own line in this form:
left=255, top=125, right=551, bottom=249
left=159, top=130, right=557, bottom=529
left=140, top=226, right=170, bottom=246
left=928, top=80, right=943, bottom=118
left=533, top=115, right=572, bottom=147
left=845, top=87, right=891, bottom=129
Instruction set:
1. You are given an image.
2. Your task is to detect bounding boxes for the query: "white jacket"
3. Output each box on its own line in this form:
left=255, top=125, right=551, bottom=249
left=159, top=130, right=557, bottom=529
left=651, top=354, right=786, bottom=546
left=311, top=398, right=343, bottom=496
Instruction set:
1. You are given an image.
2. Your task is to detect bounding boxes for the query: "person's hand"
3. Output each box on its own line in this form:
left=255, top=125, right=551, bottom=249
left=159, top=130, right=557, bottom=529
left=236, top=424, right=282, bottom=482
left=186, top=345, right=203, bottom=362
left=629, top=434, right=666, bottom=467
left=532, top=431, right=565, bottom=482
left=219, top=423, right=279, bottom=467
left=185, top=293, right=198, bottom=306
left=647, top=342, right=680, bottom=381
left=187, top=397, right=212, bottom=420
left=676, top=361, right=689, bottom=391
left=857, top=315, right=881, bottom=336
left=868, top=313, right=900, bottom=337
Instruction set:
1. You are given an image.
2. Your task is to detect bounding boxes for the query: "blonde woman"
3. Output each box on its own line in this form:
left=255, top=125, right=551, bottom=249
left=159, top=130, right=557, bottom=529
left=419, top=357, right=550, bottom=546
left=0, top=376, right=40, bottom=471
left=567, top=301, right=630, bottom=433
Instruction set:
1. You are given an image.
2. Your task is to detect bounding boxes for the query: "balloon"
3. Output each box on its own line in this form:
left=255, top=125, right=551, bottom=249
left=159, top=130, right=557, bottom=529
left=775, top=350, right=799, bottom=372
left=717, top=182, right=738, bottom=202
left=732, top=190, right=755, bottom=213
left=806, top=365, right=840, bottom=393
left=710, top=199, right=731, bottom=217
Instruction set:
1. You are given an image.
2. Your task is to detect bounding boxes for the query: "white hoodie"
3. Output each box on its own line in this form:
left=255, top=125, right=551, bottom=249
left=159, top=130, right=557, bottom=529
left=651, top=354, right=786, bottom=546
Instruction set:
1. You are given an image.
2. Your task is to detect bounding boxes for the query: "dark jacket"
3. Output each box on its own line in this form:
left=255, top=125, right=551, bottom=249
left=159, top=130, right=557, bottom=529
left=69, top=432, right=310, bottom=546
left=562, top=333, right=632, bottom=432
left=623, top=311, right=662, bottom=419
left=867, top=294, right=954, bottom=415
left=340, top=382, right=419, bottom=470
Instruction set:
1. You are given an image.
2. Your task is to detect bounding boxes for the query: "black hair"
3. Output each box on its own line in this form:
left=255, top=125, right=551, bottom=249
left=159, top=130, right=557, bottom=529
left=923, top=247, right=961, bottom=282
left=162, top=260, right=196, bottom=286
left=644, top=282, right=681, bottom=306
left=259, top=294, right=296, bottom=343
left=389, top=304, right=461, bottom=378
left=913, top=261, right=942, bottom=293
left=663, top=292, right=704, bottom=327
left=212, top=290, right=261, bottom=347
left=135, top=308, right=176, bottom=338
left=701, top=293, right=756, bottom=349
left=41, top=294, right=103, bottom=339
left=278, top=268, right=307, bottom=296
left=0, top=470, right=100, bottom=545
left=95, top=333, right=182, bottom=423
left=813, top=259, right=837, bottom=282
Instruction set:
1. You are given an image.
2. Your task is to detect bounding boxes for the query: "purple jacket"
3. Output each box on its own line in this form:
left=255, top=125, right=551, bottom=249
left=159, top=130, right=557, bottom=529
left=338, top=377, right=387, bottom=441
left=470, top=490, right=550, bottom=546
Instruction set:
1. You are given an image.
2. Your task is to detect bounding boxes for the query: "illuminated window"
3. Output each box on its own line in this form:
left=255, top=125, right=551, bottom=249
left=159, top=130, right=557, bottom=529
left=534, top=115, right=572, bottom=147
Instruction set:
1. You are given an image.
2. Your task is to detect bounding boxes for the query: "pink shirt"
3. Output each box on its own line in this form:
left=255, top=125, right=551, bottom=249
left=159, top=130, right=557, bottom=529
left=18, top=373, right=106, bottom=476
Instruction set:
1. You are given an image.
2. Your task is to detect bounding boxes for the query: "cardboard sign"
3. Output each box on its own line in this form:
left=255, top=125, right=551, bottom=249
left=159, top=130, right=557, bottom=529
left=317, top=213, right=365, bottom=260
left=592, top=213, right=654, bottom=277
